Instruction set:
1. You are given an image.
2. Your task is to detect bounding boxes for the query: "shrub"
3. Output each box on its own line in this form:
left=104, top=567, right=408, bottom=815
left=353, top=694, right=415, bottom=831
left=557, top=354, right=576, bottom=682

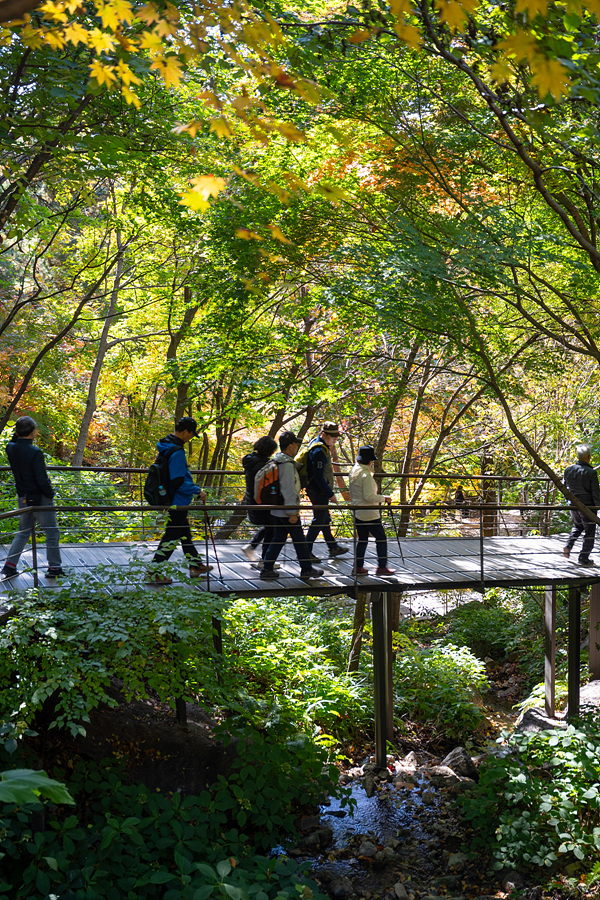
left=393, top=638, right=488, bottom=742
left=458, top=712, right=600, bottom=876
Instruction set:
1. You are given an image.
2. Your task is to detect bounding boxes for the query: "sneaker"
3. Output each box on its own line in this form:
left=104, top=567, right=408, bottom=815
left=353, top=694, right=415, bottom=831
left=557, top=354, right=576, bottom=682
left=146, top=571, right=173, bottom=585
left=251, top=560, right=281, bottom=570
left=300, top=566, right=325, bottom=578
left=189, top=563, right=213, bottom=577
left=1, top=565, right=18, bottom=578
left=579, top=558, right=595, bottom=567
left=45, top=567, right=65, bottom=578
left=242, top=543, right=259, bottom=562
left=259, top=568, right=279, bottom=580
left=375, top=566, right=397, bottom=576
left=329, top=545, right=350, bottom=557
left=563, top=547, right=571, bottom=558
left=352, top=566, right=369, bottom=575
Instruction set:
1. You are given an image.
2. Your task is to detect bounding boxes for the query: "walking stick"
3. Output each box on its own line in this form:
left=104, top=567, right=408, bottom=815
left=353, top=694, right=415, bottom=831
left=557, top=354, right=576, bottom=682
left=388, top=504, right=405, bottom=566
left=202, top=500, right=224, bottom=581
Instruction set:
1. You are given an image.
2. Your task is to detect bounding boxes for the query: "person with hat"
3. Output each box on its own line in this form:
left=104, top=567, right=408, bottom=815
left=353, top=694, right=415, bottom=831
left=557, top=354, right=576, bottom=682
left=304, top=422, right=349, bottom=561
left=2, top=415, right=64, bottom=579
left=260, top=430, right=324, bottom=580
left=349, top=446, right=396, bottom=576
left=146, top=416, right=213, bottom=584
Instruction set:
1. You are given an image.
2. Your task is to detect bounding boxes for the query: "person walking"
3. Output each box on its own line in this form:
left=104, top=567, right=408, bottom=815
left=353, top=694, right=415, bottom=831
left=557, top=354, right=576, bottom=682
left=146, top=417, right=213, bottom=584
left=304, top=422, right=349, bottom=561
left=563, top=444, right=600, bottom=567
left=260, top=431, right=324, bottom=581
left=241, top=435, right=278, bottom=566
left=2, top=416, right=64, bottom=579
left=349, top=446, right=396, bottom=576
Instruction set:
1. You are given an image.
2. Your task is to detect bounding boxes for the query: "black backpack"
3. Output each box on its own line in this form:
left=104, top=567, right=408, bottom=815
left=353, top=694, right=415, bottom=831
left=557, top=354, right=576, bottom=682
left=143, top=445, right=179, bottom=506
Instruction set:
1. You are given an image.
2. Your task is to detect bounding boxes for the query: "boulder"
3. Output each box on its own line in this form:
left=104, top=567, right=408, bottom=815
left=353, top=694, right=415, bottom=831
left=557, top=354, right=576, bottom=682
left=514, top=706, right=567, bottom=734
left=441, top=747, right=478, bottom=781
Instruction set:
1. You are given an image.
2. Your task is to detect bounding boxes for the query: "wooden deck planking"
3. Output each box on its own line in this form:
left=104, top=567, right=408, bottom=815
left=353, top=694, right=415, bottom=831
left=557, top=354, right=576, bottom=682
left=1, top=535, right=600, bottom=600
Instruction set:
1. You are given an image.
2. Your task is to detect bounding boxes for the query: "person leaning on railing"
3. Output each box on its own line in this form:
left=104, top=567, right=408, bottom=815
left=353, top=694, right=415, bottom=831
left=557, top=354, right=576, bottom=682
left=1, top=415, right=64, bottom=579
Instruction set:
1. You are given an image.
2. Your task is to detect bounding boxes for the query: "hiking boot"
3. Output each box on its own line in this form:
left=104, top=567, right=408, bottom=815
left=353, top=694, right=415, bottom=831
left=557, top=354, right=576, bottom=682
left=259, top=568, right=279, bottom=580
left=300, top=566, right=325, bottom=579
left=1, top=565, right=18, bottom=578
left=45, top=567, right=65, bottom=578
left=329, top=545, right=349, bottom=557
left=563, top=547, right=571, bottom=558
left=242, top=543, right=259, bottom=561
left=352, top=566, right=369, bottom=575
left=190, top=563, right=213, bottom=577
left=145, top=571, right=173, bottom=585
left=376, top=566, right=397, bottom=576
left=579, top=558, right=595, bottom=567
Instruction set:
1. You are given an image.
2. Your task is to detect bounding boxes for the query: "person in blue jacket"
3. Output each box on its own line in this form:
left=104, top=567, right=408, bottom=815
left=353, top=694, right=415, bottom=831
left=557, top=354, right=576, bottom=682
left=146, top=417, right=213, bottom=584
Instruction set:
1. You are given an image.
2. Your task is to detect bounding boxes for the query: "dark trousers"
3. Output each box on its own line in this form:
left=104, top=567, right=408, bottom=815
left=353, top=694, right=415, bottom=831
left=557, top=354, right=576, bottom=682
left=250, top=517, right=275, bottom=559
left=566, top=509, right=596, bottom=562
left=355, top=517, right=388, bottom=568
left=152, top=508, right=200, bottom=566
left=305, top=488, right=336, bottom=550
left=263, top=519, right=312, bottom=572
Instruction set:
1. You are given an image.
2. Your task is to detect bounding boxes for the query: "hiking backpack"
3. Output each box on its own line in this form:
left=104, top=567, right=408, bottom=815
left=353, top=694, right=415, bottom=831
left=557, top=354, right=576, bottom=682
left=294, top=448, right=309, bottom=489
left=143, top=445, right=179, bottom=505
left=254, top=459, right=283, bottom=505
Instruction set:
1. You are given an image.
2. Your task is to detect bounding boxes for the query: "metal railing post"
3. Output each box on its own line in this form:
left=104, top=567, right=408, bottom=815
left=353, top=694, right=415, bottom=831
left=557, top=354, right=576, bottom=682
left=479, top=502, right=484, bottom=586
left=30, top=506, right=38, bottom=587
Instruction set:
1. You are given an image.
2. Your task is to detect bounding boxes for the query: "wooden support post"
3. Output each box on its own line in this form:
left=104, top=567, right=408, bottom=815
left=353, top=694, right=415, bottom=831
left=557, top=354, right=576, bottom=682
left=589, top=583, right=600, bottom=679
left=212, top=615, right=223, bottom=685
left=544, top=585, right=556, bottom=717
left=386, top=592, right=394, bottom=741
left=372, top=591, right=391, bottom=769
left=567, top=586, right=581, bottom=721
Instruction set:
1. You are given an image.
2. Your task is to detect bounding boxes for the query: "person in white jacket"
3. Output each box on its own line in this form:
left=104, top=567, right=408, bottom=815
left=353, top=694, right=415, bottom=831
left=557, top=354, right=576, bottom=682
left=349, top=446, right=396, bottom=576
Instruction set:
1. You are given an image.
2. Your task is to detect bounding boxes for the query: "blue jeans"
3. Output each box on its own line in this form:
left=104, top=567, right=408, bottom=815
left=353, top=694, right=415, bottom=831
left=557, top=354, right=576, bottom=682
left=5, top=495, right=62, bottom=569
left=355, top=517, right=388, bottom=568
left=566, top=509, right=596, bottom=562
left=263, top=520, right=313, bottom=572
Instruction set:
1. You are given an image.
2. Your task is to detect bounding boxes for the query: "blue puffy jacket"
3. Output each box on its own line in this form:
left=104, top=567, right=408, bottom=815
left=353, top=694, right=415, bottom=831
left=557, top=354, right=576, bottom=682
left=156, top=435, right=201, bottom=507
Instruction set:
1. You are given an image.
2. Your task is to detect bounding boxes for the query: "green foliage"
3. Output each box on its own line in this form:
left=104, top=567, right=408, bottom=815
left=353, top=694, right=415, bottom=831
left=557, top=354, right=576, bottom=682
left=458, top=713, right=600, bottom=875
left=0, top=735, right=336, bottom=900
left=444, top=594, right=523, bottom=660
left=0, top=576, right=225, bottom=743
left=0, top=768, right=74, bottom=806
left=393, top=638, right=488, bottom=742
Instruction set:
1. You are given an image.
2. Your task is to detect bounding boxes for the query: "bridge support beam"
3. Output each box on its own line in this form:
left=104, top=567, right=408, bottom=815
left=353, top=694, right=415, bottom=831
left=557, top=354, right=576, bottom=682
left=372, top=591, right=393, bottom=769
left=567, top=586, right=581, bottom=721
left=589, top=583, right=600, bottom=679
left=544, top=585, right=556, bottom=717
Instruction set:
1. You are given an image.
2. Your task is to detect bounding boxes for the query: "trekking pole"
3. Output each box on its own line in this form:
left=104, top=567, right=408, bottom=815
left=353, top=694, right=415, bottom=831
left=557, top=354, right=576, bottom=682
left=388, top=504, right=405, bottom=566
left=202, top=500, right=223, bottom=581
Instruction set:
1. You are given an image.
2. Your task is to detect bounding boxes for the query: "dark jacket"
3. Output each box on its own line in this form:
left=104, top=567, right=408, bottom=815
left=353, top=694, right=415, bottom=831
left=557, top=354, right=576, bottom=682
left=563, top=461, right=600, bottom=508
left=242, top=451, right=272, bottom=525
left=6, top=437, right=54, bottom=501
left=307, top=438, right=335, bottom=499
left=156, top=435, right=200, bottom=507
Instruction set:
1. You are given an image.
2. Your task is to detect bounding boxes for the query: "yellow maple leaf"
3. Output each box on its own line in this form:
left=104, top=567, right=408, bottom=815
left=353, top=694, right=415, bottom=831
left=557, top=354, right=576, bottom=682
left=267, top=224, right=293, bottom=244
left=138, top=29, right=163, bottom=52
left=150, top=54, right=183, bottom=88
left=154, top=18, right=177, bottom=37
left=209, top=117, right=233, bottom=139
left=235, top=228, right=263, bottom=240
left=179, top=191, right=210, bottom=212
left=89, top=58, right=117, bottom=85
left=530, top=56, right=570, bottom=100
left=95, top=0, right=119, bottom=31
left=122, top=86, right=141, bottom=108
left=515, top=0, right=548, bottom=13
left=136, top=2, right=160, bottom=24
left=390, top=0, right=413, bottom=14
left=189, top=175, right=227, bottom=199
left=88, top=27, right=117, bottom=53
left=43, top=29, right=67, bottom=50
left=19, top=24, right=45, bottom=48
left=275, top=121, right=305, bottom=142
left=111, top=0, right=134, bottom=23
left=63, top=22, right=89, bottom=45
left=490, top=58, right=514, bottom=84
left=115, top=59, right=141, bottom=86
left=394, top=20, right=421, bottom=48
left=38, top=1, right=68, bottom=22
left=314, top=182, right=352, bottom=204
left=347, top=28, right=371, bottom=43
left=497, top=31, right=538, bottom=63
left=436, top=0, right=469, bottom=29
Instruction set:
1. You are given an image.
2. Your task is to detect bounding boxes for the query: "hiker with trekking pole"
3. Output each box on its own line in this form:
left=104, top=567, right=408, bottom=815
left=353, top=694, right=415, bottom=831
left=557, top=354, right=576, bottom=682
left=349, top=446, right=396, bottom=576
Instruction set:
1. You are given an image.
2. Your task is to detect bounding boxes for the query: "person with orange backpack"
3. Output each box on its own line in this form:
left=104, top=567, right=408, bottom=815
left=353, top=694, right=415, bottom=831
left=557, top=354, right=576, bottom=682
left=259, top=431, right=324, bottom=581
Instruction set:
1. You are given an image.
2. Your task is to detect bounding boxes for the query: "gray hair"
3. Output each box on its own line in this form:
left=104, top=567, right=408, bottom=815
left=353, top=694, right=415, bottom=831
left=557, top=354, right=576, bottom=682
left=14, top=416, right=37, bottom=437
left=577, top=444, right=592, bottom=461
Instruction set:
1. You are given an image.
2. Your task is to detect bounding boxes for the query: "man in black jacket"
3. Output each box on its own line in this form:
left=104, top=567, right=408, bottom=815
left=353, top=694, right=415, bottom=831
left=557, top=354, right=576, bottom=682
left=563, top=444, right=600, bottom=567
left=2, top=416, right=64, bottom=578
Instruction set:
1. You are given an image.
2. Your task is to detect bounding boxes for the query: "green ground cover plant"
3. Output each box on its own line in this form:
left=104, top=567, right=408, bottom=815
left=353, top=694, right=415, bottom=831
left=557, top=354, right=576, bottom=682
left=458, top=712, right=600, bottom=880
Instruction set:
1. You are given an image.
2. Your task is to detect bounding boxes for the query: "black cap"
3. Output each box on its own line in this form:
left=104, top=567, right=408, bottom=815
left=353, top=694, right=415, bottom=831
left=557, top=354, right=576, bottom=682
left=280, top=430, right=302, bottom=450
left=357, top=446, right=377, bottom=464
